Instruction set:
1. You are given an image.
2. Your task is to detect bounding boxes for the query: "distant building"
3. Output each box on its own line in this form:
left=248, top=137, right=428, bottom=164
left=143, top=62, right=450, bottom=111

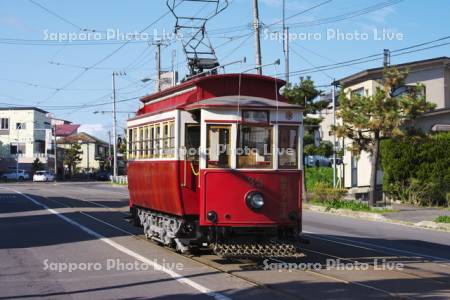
left=0, top=107, right=53, bottom=172
left=58, top=132, right=109, bottom=173
left=328, top=57, right=450, bottom=193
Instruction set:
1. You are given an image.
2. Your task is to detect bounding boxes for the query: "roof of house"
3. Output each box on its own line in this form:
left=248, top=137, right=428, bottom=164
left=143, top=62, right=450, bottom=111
left=58, top=132, right=108, bottom=145
left=55, top=124, right=80, bottom=137
left=336, top=56, right=450, bottom=87
left=0, top=106, right=48, bottom=114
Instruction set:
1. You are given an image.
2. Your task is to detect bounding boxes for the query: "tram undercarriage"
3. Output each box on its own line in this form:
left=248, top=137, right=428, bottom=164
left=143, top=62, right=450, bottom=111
left=132, top=206, right=300, bottom=257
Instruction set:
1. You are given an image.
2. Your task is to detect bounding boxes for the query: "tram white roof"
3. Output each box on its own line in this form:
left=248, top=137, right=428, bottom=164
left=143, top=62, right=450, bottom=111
left=182, top=96, right=302, bottom=111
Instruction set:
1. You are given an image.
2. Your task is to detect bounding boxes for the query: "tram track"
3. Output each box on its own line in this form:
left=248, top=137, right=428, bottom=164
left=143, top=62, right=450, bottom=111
left=26, top=186, right=448, bottom=299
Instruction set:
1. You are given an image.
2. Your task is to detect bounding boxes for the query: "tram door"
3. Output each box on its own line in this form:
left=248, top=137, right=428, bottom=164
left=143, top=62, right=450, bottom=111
left=185, top=124, right=200, bottom=190
left=207, top=125, right=231, bottom=168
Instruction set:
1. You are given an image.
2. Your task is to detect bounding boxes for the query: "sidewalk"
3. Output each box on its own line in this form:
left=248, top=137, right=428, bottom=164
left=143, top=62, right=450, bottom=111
left=304, top=202, right=450, bottom=232
left=382, top=203, right=450, bottom=223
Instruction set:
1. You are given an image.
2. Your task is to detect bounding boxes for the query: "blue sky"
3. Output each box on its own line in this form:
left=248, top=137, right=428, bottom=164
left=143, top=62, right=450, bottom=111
left=0, top=0, right=449, bottom=141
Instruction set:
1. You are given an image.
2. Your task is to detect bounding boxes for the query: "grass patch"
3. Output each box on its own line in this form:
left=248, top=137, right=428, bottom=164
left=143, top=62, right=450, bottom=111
left=435, top=215, right=450, bottom=223
left=305, top=167, right=333, bottom=190
left=309, top=199, right=395, bottom=213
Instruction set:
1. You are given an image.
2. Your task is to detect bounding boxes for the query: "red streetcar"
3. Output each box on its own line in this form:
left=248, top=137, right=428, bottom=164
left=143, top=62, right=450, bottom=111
left=127, top=73, right=304, bottom=256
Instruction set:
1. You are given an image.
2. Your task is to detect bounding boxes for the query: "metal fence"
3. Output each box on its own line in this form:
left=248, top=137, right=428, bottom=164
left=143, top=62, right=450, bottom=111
left=110, top=175, right=128, bottom=185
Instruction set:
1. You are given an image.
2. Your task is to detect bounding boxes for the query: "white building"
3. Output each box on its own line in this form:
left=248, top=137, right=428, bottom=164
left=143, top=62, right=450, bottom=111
left=0, top=107, right=53, bottom=171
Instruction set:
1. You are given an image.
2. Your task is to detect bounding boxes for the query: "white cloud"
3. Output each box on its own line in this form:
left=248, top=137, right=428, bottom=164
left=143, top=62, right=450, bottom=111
left=79, top=123, right=105, bottom=135
left=367, top=6, right=396, bottom=24
left=0, top=15, right=34, bottom=32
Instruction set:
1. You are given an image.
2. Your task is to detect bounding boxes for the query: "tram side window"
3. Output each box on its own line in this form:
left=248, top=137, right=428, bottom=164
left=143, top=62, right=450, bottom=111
left=128, top=128, right=133, bottom=158
left=143, top=126, right=149, bottom=158
left=169, top=122, right=175, bottom=156
left=139, top=127, right=144, bottom=158
left=154, top=124, right=160, bottom=158
left=237, top=125, right=272, bottom=169
left=278, top=126, right=298, bottom=169
left=133, top=128, right=138, bottom=158
left=207, top=125, right=231, bottom=168
left=162, top=123, right=169, bottom=157
left=148, top=125, right=154, bottom=158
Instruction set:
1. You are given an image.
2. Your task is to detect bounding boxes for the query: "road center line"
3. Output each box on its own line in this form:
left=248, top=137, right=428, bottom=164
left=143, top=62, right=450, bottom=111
left=3, top=187, right=231, bottom=300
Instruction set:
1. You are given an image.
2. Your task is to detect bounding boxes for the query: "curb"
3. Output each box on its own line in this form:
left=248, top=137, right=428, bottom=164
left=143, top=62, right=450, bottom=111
left=304, top=204, right=450, bottom=233
left=414, top=221, right=450, bottom=232
left=304, top=204, right=388, bottom=221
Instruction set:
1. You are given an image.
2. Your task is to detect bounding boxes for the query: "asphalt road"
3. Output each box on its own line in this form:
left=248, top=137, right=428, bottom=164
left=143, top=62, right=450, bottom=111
left=0, top=182, right=449, bottom=300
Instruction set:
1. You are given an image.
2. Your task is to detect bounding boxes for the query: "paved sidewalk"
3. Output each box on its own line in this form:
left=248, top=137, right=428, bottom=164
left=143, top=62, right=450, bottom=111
left=382, top=203, right=450, bottom=223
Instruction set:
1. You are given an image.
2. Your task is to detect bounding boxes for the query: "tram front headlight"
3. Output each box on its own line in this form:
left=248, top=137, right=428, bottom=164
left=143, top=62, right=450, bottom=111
left=246, top=191, right=265, bottom=211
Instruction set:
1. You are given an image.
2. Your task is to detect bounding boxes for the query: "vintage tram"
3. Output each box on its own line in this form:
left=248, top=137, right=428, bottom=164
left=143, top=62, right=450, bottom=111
left=127, top=73, right=304, bottom=257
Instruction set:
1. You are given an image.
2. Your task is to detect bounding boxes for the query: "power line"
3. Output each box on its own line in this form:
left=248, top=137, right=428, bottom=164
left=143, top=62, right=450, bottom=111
left=285, top=35, right=450, bottom=76
left=28, top=0, right=97, bottom=32
left=287, top=0, right=403, bottom=28
left=35, top=1, right=184, bottom=106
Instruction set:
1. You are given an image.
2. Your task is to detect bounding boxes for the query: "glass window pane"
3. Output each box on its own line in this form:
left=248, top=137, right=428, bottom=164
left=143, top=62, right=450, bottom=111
left=278, top=126, right=298, bottom=169
left=207, top=125, right=230, bottom=168
left=237, top=125, right=272, bottom=169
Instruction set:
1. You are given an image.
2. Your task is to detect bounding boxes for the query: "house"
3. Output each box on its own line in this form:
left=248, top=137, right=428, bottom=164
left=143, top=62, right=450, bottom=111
left=331, top=57, right=450, bottom=194
left=0, top=107, right=53, bottom=173
left=57, top=132, right=109, bottom=173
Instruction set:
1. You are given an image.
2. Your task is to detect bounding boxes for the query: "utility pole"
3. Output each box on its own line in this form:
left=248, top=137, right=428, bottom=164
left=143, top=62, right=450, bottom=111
left=253, top=0, right=262, bottom=75
left=108, top=130, right=112, bottom=162
left=112, top=72, right=118, bottom=180
left=332, top=81, right=337, bottom=188
left=53, top=124, right=57, bottom=179
left=283, top=0, right=289, bottom=84
left=383, top=49, right=390, bottom=68
left=156, top=41, right=162, bottom=92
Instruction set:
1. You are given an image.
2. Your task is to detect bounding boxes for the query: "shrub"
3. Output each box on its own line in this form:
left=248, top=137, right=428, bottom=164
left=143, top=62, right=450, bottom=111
left=435, top=216, right=450, bottom=223
left=310, top=181, right=347, bottom=202
left=305, top=167, right=333, bottom=190
left=381, top=132, right=450, bottom=206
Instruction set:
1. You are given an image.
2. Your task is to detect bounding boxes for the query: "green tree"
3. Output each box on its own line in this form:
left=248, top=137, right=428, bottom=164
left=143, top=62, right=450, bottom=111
left=284, top=77, right=330, bottom=159
left=283, top=76, right=328, bottom=128
left=64, top=143, right=82, bottom=178
left=333, top=67, right=435, bottom=206
left=31, top=158, right=43, bottom=174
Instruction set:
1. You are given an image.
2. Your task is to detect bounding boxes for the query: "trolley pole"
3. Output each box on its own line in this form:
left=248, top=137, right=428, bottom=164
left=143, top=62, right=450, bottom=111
left=112, top=72, right=118, bottom=180
left=253, top=0, right=262, bottom=75
left=283, top=0, right=289, bottom=84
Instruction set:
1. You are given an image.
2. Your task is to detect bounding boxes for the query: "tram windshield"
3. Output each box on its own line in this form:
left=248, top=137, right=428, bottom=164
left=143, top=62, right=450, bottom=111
left=237, top=125, right=272, bottom=169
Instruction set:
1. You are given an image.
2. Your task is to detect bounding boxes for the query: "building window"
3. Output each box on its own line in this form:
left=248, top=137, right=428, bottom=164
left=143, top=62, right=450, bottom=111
left=351, top=88, right=365, bottom=97
left=237, top=125, right=272, bottom=169
left=278, top=126, right=298, bottom=169
left=10, top=143, right=26, bottom=155
left=0, top=118, right=9, bottom=130
left=16, top=122, right=26, bottom=130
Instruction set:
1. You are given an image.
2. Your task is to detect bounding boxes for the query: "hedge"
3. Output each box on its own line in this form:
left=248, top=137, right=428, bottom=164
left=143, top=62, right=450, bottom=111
left=380, top=132, right=450, bottom=206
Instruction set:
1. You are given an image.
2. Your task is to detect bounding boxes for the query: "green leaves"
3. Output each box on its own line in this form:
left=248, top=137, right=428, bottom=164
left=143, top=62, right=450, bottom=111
left=334, top=67, right=435, bottom=155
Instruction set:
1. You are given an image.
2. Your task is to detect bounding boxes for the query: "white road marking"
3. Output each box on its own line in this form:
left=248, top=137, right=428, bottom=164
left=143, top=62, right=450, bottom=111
left=4, top=188, right=231, bottom=300
left=303, top=231, right=450, bottom=265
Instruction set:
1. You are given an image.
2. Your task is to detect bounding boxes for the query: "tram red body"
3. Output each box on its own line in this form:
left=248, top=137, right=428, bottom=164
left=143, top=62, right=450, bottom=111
left=127, top=74, right=303, bottom=245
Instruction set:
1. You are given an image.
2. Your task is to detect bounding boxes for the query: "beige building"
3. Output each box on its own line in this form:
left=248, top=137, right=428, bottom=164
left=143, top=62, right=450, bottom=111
left=58, top=132, right=109, bottom=173
left=329, top=57, right=450, bottom=193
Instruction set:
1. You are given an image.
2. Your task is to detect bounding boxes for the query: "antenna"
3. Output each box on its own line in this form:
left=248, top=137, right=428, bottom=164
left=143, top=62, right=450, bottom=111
left=167, top=0, right=228, bottom=76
